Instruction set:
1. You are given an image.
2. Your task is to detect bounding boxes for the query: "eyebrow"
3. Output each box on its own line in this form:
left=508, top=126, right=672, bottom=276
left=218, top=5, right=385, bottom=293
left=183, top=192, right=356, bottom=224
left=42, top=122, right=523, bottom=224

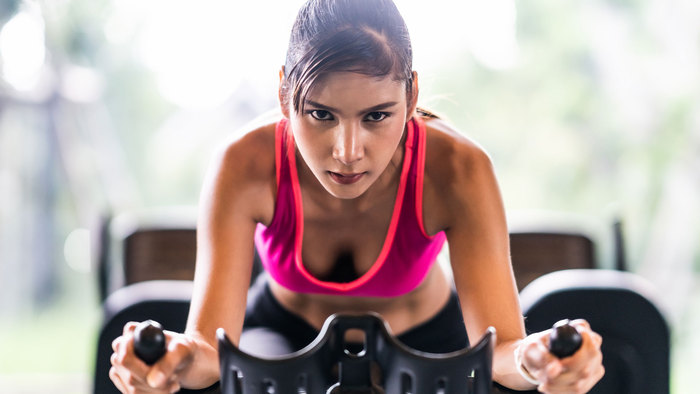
left=304, top=100, right=400, bottom=115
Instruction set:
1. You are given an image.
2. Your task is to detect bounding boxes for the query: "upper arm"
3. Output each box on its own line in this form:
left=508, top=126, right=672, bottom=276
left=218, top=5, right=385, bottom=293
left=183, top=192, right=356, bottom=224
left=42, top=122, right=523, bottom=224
left=185, top=124, right=276, bottom=347
left=425, top=121, right=525, bottom=344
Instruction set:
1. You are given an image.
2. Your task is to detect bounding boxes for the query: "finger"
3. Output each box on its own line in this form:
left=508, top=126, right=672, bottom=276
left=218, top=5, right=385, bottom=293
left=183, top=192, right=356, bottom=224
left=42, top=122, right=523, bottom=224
left=544, top=359, right=563, bottom=380
left=589, top=330, right=603, bottom=348
left=572, top=361, right=605, bottom=386
left=569, top=318, right=591, bottom=331
left=536, top=328, right=553, bottom=347
left=539, top=372, right=592, bottom=394
left=109, top=367, right=153, bottom=394
left=123, top=321, right=139, bottom=336
left=540, top=345, right=605, bottom=393
left=112, top=338, right=152, bottom=385
left=110, top=362, right=150, bottom=392
left=593, top=364, right=606, bottom=386
left=568, top=320, right=603, bottom=350
left=525, top=337, right=555, bottom=369
left=536, top=348, right=588, bottom=385
left=568, top=320, right=603, bottom=348
left=112, top=322, right=140, bottom=355
left=109, top=366, right=128, bottom=393
left=522, top=340, right=564, bottom=384
left=110, top=330, right=178, bottom=394
left=146, top=334, right=193, bottom=389
left=543, top=361, right=592, bottom=385
left=559, top=329, right=603, bottom=372
left=541, top=372, right=599, bottom=394
left=112, top=335, right=126, bottom=353
left=167, top=374, right=181, bottom=393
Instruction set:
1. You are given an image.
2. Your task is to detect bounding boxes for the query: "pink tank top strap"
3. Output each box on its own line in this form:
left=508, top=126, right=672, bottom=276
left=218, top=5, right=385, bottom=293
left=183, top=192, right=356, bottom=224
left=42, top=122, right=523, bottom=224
left=255, top=117, right=446, bottom=297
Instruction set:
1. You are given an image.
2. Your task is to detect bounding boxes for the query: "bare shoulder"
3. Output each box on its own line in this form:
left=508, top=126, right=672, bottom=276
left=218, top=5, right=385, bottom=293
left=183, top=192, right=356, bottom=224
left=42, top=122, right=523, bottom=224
left=421, top=117, right=499, bottom=233
left=423, top=117, right=494, bottom=186
left=213, top=108, right=282, bottom=177
left=217, top=120, right=277, bottom=179
left=203, top=118, right=279, bottom=224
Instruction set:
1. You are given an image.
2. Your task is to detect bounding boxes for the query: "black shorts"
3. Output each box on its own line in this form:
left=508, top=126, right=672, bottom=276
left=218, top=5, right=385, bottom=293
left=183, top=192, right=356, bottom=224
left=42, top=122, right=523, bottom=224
left=240, top=274, right=469, bottom=356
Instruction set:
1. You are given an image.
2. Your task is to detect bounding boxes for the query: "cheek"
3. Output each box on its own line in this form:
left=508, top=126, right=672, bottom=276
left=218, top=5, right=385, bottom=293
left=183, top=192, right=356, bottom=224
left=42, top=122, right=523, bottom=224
left=292, top=125, right=329, bottom=165
left=382, top=118, right=408, bottom=146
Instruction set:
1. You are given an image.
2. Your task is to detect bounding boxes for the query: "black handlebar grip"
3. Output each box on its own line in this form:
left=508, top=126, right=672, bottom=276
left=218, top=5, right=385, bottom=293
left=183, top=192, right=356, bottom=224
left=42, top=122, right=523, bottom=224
left=548, top=319, right=583, bottom=359
left=134, top=320, right=167, bottom=365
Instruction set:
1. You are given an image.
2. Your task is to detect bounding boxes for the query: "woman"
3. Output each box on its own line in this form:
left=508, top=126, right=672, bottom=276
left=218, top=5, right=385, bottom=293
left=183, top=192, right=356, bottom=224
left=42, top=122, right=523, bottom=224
left=110, top=0, right=604, bottom=392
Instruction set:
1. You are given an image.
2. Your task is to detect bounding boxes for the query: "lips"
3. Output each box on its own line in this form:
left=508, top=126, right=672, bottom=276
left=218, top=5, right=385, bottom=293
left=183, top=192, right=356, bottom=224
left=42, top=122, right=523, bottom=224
left=328, top=171, right=365, bottom=185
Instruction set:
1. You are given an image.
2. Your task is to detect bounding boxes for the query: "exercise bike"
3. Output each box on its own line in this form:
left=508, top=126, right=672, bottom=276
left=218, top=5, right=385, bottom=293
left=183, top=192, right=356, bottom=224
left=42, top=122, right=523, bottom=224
left=134, top=315, right=579, bottom=394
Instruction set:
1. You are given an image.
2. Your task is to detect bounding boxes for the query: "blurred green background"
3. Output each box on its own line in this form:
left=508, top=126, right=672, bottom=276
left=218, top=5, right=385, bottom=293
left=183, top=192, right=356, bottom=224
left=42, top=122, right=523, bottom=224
left=0, top=0, right=698, bottom=392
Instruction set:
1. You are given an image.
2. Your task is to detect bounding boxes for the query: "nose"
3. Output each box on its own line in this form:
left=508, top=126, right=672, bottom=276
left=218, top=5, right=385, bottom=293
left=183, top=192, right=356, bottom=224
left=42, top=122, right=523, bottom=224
left=332, top=122, right=364, bottom=165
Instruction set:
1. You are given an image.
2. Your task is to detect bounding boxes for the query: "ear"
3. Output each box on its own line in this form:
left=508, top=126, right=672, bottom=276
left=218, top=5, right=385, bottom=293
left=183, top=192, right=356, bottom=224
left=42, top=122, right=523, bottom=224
left=407, top=71, right=419, bottom=120
left=278, top=66, right=291, bottom=119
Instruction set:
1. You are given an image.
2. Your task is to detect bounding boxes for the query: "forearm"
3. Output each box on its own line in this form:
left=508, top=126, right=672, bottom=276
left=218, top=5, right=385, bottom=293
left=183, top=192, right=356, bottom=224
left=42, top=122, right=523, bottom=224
left=493, top=339, right=538, bottom=391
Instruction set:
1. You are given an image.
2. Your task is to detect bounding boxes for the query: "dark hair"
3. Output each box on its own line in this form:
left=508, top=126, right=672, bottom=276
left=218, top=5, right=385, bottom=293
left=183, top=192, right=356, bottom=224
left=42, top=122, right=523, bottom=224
left=282, top=0, right=413, bottom=113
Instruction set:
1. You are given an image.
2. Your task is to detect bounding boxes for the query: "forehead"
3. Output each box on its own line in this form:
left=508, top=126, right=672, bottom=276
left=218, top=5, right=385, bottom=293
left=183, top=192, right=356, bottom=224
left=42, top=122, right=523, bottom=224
left=306, top=72, right=406, bottom=106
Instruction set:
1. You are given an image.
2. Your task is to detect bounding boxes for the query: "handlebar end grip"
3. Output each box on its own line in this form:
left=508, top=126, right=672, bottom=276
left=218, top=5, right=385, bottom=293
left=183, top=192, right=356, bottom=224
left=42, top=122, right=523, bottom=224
left=549, top=319, right=583, bottom=359
left=133, top=320, right=166, bottom=365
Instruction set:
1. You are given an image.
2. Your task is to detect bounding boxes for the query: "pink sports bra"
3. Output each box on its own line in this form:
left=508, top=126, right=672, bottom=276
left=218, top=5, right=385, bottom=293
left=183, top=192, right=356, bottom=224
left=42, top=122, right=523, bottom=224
left=254, top=116, right=447, bottom=297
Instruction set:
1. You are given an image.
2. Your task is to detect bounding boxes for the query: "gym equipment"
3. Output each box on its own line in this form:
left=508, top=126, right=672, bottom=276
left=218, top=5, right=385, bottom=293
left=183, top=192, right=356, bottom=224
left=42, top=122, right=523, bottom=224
left=548, top=319, right=582, bottom=359
left=135, top=313, right=496, bottom=394
left=217, top=313, right=495, bottom=394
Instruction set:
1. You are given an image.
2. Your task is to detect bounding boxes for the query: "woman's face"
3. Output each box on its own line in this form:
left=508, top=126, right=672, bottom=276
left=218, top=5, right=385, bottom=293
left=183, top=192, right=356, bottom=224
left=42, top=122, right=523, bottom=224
left=283, top=71, right=415, bottom=200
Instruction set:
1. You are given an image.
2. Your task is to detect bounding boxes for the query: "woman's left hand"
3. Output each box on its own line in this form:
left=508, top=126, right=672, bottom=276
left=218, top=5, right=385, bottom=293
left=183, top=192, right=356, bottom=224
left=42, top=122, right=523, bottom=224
left=517, top=319, right=605, bottom=393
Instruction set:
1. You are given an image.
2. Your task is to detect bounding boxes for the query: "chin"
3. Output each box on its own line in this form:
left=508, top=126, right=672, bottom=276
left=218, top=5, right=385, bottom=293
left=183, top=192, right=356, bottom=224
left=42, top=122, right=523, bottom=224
left=327, top=188, right=365, bottom=200
left=323, top=183, right=369, bottom=200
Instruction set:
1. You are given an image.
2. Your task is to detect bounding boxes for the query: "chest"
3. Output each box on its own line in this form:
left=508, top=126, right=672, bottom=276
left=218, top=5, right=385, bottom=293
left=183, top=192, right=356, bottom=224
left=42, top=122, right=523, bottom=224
left=299, top=193, right=396, bottom=283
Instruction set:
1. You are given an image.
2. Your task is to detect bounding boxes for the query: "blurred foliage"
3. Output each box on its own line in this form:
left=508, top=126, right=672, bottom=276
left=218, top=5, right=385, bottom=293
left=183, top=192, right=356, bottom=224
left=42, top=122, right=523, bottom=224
left=424, top=0, right=699, bottom=271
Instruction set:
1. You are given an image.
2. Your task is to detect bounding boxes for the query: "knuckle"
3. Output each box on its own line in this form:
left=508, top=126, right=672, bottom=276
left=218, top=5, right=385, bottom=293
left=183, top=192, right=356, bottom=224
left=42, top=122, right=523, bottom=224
left=110, top=352, right=119, bottom=366
left=125, top=372, right=139, bottom=386
left=593, top=333, right=603, bottom=346
left=123, top=322, right=138, bottom=335
left=109, top=366, right=120, bottom=383
left=572, top=318, right=591, bottom=330
left=170, top=339, right=194, bottom=361
left=576, top=365, right=590, bottom=379
left=170, top=340, right=188, bottom=353
left=575, top=379, right=589, bottom=393
left=113, top=335, right=130, bottom=352
left=598, top=365, right=606, bottom=379
left=593, top=347, right=604, bottom=363
left=114, top=351, right=127, bottom=365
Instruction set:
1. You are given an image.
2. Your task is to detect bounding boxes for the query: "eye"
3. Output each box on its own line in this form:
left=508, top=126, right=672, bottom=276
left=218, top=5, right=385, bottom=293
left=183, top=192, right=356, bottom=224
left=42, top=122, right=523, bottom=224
left=309, top=110, right=334, bottom=121
left=365, top=112, right=389, bottom=122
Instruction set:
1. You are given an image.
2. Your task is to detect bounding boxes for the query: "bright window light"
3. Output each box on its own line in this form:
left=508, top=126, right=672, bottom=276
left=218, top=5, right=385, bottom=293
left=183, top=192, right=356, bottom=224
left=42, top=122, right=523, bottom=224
left=463, top=0, right=518, bottom=69
left=64, top=228, right=92, bottom=273
left=0, top=10, right=46, bottom=91
left=113, top=0, right=517, bottom=109
left=398, top=0, right=518, bottom=70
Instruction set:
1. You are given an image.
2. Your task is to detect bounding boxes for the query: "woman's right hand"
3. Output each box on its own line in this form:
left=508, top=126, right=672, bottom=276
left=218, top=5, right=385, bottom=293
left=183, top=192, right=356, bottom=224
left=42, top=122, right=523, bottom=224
left=110, top=321, right=196, bottom=393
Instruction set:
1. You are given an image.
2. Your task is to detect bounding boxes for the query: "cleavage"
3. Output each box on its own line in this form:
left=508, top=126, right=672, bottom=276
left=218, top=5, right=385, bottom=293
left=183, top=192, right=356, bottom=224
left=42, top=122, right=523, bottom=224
left=300, top=212, right=389, bottom=283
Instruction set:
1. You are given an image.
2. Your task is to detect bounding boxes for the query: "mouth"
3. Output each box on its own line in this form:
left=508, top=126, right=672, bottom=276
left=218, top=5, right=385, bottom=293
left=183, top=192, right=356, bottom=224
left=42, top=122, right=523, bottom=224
left=328, top=171, right=366, bottom=185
